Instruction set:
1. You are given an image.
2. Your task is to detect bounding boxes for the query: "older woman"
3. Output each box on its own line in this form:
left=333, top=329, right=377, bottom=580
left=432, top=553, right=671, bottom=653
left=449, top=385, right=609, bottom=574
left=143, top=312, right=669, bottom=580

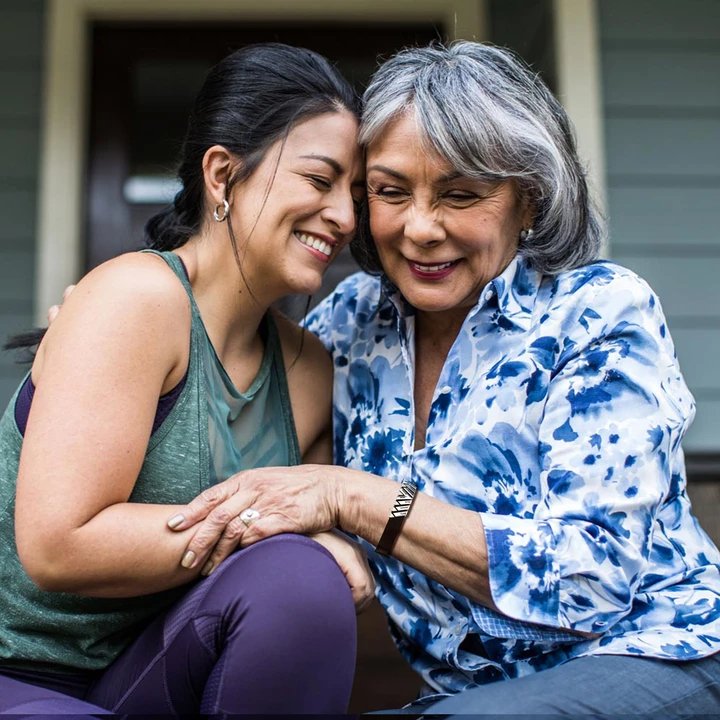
left=144, top=42, right=719, bottom=713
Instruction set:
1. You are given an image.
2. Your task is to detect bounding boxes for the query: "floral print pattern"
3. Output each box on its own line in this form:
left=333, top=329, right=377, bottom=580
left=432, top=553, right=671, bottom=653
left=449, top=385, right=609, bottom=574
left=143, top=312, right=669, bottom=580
left=306, top=256, right=720, bottom=695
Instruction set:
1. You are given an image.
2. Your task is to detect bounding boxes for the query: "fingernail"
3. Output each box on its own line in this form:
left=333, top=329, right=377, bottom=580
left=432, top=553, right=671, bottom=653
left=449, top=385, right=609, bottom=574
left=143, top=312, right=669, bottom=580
left=181, top=550, right=196, bottom=569
left=168, top=514, right=185, bottom=529
left=201, top=560, right=215, bottom=577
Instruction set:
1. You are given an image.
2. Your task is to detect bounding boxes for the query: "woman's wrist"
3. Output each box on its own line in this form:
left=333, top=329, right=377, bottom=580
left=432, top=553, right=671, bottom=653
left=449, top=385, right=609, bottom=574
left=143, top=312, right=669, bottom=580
left=326, top=467, right=394, bottom=541
left=312, top=464, right=410, bottom=544
left=320, top=464, right=353, bottom=532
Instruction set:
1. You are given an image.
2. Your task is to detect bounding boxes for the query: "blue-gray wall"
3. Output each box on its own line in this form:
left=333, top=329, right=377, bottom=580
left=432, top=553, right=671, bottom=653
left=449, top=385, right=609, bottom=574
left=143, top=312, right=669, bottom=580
left=599, top=0, right=720, bottom=453
left=0, top=0, right=44, bottom=403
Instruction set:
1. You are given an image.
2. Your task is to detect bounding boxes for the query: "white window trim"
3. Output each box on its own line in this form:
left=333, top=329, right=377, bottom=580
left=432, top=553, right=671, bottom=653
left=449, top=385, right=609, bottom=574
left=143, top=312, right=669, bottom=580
left=36, top=0, right=488, bottom=322
left=553, top=0, right=607, bottom=251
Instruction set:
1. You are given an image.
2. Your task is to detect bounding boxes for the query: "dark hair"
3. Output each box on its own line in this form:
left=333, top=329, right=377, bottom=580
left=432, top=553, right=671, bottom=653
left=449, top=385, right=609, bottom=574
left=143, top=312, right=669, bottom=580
left=146, top=42, right=360, bottom=251
left=6, top=43, right=359, bottom=357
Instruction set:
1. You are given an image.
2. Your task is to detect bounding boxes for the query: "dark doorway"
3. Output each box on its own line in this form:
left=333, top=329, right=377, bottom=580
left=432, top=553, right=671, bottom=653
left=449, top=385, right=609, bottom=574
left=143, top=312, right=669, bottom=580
left=85, top=22, right=441, bottom=316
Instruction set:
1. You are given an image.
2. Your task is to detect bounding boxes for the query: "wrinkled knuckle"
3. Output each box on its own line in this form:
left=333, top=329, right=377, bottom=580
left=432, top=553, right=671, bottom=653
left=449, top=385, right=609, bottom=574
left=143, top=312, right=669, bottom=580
left=194, top=529, right=216, bottom=549
left=210, top=506, right=234, bottom=525
left=224, top=519, right=244, bottom=539
left=254, top=476, right=273, bottom=494
left=199, top=488, right=220, bottom=506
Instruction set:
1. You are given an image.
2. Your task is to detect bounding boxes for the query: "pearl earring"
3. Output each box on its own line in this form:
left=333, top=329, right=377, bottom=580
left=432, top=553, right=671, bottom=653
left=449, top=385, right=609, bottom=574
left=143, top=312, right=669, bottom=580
left=519, top=228, right=534, bottom=242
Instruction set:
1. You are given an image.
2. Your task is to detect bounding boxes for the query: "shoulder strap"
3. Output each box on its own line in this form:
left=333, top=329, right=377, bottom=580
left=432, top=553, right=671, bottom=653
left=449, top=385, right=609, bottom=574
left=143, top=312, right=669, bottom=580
left=140, top=249, right=201, bottom=318
left=138, top=249, right=203, bottom=453
left=265, top=312, right=302, bottom=465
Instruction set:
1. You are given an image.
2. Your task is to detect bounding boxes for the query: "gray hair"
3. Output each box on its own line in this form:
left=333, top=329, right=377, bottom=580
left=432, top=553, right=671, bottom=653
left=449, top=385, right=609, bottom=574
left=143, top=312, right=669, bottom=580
left=353, top=41, right=605, bottom=275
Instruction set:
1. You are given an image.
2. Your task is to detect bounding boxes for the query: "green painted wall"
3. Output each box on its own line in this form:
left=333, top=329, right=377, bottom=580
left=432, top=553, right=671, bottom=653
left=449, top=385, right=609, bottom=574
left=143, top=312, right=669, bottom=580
left=599, top=0, right=720, bottom=452
left=0, top=0, right=45, bottom=403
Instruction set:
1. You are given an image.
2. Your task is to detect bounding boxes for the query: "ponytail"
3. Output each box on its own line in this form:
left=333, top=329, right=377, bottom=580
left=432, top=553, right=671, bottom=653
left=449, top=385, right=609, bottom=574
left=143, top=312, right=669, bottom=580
left=144, top=172, right=204, bottom=250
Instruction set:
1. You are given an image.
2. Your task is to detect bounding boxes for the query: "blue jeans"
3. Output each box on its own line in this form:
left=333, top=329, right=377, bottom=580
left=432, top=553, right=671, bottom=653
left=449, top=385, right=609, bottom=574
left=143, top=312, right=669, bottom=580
left=418, top=653, right=720, bottom=716
left=0, top=534, right=356, bottom=715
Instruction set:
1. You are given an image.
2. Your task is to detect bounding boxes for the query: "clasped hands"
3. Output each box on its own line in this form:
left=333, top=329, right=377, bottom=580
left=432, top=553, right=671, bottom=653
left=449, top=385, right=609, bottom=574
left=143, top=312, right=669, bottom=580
left=167, top=464, right=375, bottom=611
left=47, top=289, right=374, bottom=611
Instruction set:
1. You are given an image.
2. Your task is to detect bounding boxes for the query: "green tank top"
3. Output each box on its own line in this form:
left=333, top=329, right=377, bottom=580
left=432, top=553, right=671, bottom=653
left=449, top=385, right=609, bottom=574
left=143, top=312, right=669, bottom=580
left=0, top=249, right=300, bottom=672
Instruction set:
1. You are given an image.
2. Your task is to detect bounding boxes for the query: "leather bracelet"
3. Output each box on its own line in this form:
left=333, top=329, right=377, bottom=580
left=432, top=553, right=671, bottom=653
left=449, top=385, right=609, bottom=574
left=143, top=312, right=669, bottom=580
left=375, top=481, right=418, bottom=556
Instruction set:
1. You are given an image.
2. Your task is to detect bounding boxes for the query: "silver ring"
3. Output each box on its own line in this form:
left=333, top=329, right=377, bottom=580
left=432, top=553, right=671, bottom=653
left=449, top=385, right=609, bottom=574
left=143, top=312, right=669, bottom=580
left=213, top=199, right=229, bottom=222
left=239, top=507, right=261, bottom=527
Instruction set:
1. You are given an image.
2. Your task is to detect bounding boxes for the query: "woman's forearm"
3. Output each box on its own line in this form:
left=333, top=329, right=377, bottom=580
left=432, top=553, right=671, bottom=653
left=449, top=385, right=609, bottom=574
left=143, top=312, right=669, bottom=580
left=335, top=468, right=495, bottom=607
left=22, top=502, right=200, bottom=597
left=164, top=463, right=493, bottom=607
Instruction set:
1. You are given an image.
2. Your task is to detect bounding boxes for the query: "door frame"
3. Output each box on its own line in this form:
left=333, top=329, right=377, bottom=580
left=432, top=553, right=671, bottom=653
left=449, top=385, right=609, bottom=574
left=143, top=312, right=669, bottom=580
left=36, top=0, right=604, bottom=320
left=553, top=0, right=606, bottom=222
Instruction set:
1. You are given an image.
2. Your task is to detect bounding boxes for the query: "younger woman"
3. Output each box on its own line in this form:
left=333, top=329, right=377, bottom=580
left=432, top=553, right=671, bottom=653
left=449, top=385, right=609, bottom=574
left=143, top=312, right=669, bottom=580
left=0, top=43, right=368, bottom=715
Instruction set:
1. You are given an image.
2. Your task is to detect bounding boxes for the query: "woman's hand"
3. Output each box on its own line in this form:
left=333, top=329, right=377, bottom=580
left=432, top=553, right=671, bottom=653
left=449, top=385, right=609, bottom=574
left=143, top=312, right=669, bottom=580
left=310, top=531, right=375, bottom=612
left=168, top=464, right=343, bottom=576
left=47, top=285, right=76, bottom=325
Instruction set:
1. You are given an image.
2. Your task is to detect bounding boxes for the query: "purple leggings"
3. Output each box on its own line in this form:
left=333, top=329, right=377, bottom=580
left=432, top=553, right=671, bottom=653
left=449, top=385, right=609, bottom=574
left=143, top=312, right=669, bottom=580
left=0, top=534, right=357, bottom=715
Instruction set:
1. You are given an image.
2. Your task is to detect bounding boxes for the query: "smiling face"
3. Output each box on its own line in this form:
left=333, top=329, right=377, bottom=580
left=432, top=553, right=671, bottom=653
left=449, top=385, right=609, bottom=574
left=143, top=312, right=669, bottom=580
left=366, top=112, right=532, bottom=322
left=229, top=110, right=364, bottom=299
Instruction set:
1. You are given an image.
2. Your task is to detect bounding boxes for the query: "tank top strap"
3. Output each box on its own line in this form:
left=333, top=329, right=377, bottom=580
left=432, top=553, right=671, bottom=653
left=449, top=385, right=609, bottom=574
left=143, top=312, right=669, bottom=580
left=140, top=249, right=202, bottom=318
left=264, top=312, right=302, bottom=466
left=137, top=249, right=202, bottom=453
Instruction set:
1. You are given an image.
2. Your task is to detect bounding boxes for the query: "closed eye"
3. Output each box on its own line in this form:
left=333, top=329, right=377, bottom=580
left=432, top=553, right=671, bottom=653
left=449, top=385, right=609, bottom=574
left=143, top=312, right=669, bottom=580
left=370, top=185, right=408, bottom=202
left=308, top=175, right=332, bottom=190
left=444, top=191, right=478, bottom=204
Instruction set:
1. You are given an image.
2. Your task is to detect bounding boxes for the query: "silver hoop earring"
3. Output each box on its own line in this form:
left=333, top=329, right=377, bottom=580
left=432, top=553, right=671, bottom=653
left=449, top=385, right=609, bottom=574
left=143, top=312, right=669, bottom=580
left=519, top=227, right=534, bottom=242
left=213, top=199, right=229, bottom=223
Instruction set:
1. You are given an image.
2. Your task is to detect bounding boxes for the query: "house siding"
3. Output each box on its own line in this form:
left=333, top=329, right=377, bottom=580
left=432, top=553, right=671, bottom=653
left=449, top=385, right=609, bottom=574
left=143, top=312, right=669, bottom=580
left=599, top=0, right=720, bottom=452
left=0, top=0, right=45, bottom=403
left=2, top=0, right=718, bottom=453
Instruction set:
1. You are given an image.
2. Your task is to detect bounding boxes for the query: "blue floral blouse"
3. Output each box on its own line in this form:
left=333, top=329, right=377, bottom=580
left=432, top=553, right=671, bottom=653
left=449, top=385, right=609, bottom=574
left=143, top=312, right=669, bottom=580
left=306, top=256, right=720, bottom=695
